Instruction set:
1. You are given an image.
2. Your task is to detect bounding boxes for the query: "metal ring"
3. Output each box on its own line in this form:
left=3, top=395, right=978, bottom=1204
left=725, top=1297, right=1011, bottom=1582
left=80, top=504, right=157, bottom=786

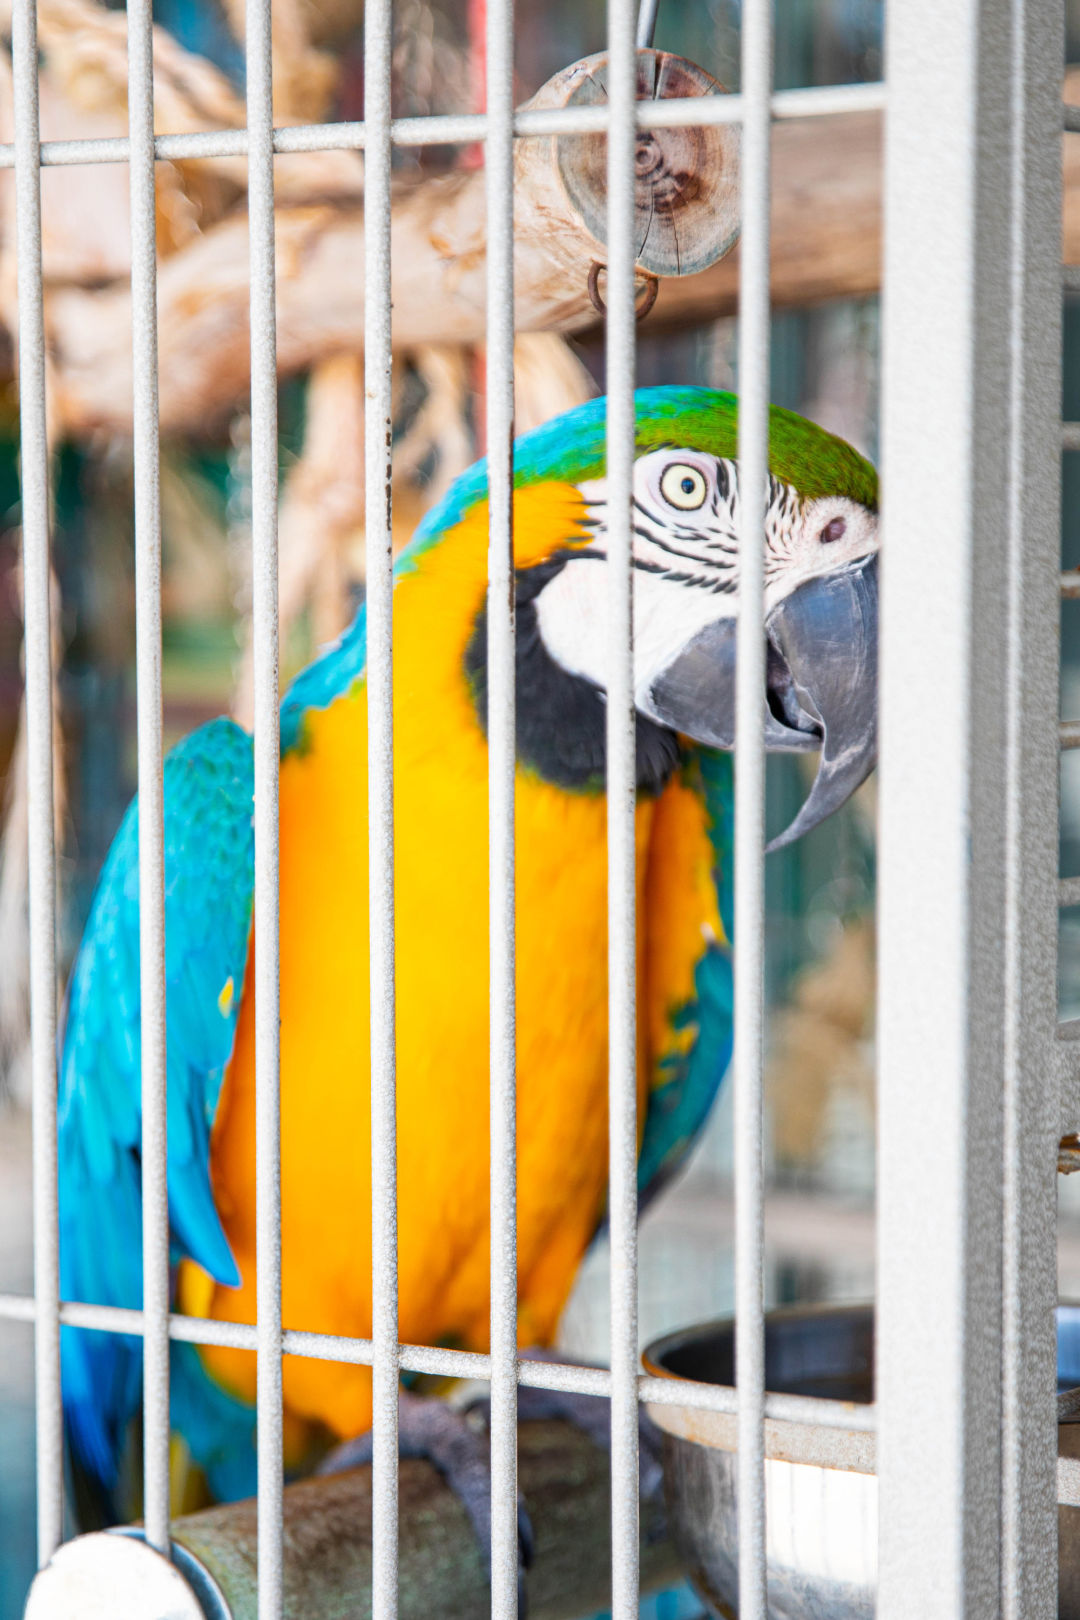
left=587, top=261, right=660, bottom=323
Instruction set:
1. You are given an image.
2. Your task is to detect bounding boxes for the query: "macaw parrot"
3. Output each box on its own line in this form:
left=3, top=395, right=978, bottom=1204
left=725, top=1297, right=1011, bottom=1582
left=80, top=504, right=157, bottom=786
left=58, top=386, right=878, bottom=1517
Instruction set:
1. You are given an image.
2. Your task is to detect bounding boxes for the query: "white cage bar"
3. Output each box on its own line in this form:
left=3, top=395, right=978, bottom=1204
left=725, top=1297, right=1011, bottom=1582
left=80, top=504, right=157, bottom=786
left=11, top=0, right=62, bottom=1575
left=5, top=0, right=1077, bottom=1616
left=485, top=0, right=519, bottom=1615
left=603, top=2, right=640, bottom=1616
left=732, top=1, right=771, bottom=1616
left=363, top=4, right=399, bottom=1620
left=126, top=0, right=171, bottom=1562
left=245, top=0, right=285, bottom=1609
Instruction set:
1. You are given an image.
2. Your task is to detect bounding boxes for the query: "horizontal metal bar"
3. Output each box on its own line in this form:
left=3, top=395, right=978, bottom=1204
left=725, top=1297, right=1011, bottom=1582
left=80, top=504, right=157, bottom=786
left=0, top=81, right=886, bottom=172
left=1063, top=571, right=1080, bottom=597
left=1060, top=1457, right=1080, bottom=1509
left=0, top=1292, right=876, bottom=1432
left=1065, top=423, right=1080, bottom=452
left=1062, top=877, right=1080, bottom=908
left=1066, top=104, right=1080, bottom=132
left=1062, top=720, right=1080, bottom=749
left=768, top=81, right=886, bottom=118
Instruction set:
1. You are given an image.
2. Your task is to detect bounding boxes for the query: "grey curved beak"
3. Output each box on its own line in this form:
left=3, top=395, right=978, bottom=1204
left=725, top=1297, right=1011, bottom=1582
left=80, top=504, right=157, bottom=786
left=643, top=620, right=823, bottom=754
left=643, top=551, right=878, bottom=849
left=764, top=552, right=878, bottom=851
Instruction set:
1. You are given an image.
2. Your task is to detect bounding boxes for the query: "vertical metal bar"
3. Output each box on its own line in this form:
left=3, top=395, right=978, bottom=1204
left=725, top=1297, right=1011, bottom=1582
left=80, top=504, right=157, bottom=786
left=365, top=4, right=399, bottom=1618
left=127, top=0, right=170, bottom=1558
left=877, top=0, right=1014, bottom=1612
left=485, top=0, right=518, bottom=1614
left=245, top=0, right=283, bottom=1611
left=733, top=2, right=770, bottom=1617
left=604, top=3, right=639, bottom=1617
left=999, top=0, right=1063, bottom=1614
left=11, top=0, right=63, bottom=1569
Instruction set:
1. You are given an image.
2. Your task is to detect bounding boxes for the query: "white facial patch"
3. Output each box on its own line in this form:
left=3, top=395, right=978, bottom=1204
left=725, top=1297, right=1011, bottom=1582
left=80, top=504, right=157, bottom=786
left=534, top=556, right=729, bottom=710
left=533, top=449, right=878, bottom=706
left=766, top=493, right=879, bottom=608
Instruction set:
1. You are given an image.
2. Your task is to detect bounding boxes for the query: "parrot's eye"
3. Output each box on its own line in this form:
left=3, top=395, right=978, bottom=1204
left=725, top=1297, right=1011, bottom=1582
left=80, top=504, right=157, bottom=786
left=819, top=515, right=847, bottom=544
left=659, top=463, right=708, bottom=512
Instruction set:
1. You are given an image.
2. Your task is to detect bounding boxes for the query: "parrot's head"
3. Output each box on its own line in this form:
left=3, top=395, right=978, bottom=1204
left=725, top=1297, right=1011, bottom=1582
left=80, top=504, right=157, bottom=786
left=433, top=387, right=877, bottom=848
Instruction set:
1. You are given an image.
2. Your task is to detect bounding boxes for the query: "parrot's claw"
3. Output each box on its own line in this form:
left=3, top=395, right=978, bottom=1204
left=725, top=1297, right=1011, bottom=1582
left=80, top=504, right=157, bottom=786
left=317, top=1390, right=534, bottom=1612
left=468, top=1348, right=666, bottom=1511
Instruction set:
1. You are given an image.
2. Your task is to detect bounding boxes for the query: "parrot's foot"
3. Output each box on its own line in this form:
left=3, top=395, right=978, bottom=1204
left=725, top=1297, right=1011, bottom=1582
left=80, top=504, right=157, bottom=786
left=469, top=1348, right=665, bottom=1509
left=317, top=1390, right=534, bottom=1609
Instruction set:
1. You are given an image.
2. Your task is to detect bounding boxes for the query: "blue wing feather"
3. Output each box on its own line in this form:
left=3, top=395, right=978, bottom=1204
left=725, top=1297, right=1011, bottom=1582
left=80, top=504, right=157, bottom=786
left=59, top=717, right=254, bottom=1494
left=637, top=748, right=735, bottom=1208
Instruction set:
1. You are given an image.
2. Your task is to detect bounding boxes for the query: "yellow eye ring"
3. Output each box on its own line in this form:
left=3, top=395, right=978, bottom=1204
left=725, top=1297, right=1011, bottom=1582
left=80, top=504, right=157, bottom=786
left=659, top=463, right=708, bottom=512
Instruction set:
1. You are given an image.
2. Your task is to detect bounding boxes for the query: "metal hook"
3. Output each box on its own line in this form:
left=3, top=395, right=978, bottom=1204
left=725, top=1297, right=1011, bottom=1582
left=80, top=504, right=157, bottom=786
left=587, top=261, right=660, bottom=323
left=636, top=0, right=660, bottom=50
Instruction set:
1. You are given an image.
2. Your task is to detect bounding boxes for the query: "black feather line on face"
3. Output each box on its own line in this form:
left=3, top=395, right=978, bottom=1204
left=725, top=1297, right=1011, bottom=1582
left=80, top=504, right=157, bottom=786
left=464, top=550, right=683, bottom=796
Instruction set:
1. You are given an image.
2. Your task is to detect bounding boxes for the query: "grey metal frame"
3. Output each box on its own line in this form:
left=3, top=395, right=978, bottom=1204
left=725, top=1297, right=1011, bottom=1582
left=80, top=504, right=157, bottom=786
left=877, top=3, right=1064, bottom=1618
left=5, top=0, right=1076, bottom=1616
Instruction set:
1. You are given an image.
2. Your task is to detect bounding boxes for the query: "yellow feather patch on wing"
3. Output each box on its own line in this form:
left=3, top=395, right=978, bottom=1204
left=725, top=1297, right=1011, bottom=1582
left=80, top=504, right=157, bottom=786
left=644, top=767, right=726, bottom=1090
left=177, top=1257, right=216, bottom=1320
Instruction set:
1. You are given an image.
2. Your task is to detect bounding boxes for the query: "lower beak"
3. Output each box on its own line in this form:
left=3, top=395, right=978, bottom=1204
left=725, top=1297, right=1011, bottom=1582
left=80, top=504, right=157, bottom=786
left=642, top=552, right=878, bottom=849
left=764, top=552, right=878, bottom=851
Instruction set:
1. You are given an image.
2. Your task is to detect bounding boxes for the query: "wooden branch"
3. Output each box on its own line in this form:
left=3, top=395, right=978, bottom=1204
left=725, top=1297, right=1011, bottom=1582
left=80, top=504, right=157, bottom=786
left=171, top=1422, right=680, bottom=1620
left=14, top=3, right=1080, bottom=439
left=44, top=48, right=739, bottom=437
left=647, top=66, right=1080, bottom=331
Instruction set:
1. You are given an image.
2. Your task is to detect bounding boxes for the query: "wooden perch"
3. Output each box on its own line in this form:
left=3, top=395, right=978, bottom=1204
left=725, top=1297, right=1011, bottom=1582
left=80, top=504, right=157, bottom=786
left=45, top=63, right=1080, bottom=439
left=168, top=1421, right=680, bottom=1620
left=12, top=0, right=1080, bottom=443
left=647, top=100, right=882, bottom=330
left=648, top=64, right=1080, bottom=330
left=44, top=47, right=739, bottom=437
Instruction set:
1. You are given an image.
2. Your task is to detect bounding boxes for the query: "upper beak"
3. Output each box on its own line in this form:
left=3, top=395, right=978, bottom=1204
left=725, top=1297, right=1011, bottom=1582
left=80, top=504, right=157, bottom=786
left=643, top=552, right=878, bottom=849
left=764, top=552, right=878, bottom=850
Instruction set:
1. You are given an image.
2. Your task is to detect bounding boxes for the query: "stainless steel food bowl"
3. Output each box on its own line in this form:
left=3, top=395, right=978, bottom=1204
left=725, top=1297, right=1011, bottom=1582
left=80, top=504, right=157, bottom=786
left=644, top=1303, right=1080, bottom=1620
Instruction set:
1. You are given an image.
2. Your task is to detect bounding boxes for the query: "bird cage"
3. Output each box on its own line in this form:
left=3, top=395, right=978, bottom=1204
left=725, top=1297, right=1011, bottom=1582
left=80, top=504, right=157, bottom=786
left=0, top=0, right=1073, bottom=1617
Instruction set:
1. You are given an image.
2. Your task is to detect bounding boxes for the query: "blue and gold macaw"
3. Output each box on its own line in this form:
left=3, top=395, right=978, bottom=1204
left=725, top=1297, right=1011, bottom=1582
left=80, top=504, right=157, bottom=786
left=58, top=386, right=878, bottom=1512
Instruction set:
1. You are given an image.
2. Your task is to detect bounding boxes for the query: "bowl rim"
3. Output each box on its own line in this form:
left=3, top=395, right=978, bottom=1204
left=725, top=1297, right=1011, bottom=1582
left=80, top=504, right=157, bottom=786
left=641, top=1300, right=875, bottom=1396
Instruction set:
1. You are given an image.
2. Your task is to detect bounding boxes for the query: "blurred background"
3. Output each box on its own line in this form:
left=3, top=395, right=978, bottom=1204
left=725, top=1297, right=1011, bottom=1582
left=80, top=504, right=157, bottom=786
left=0, top=0, right=1076, bottom=1614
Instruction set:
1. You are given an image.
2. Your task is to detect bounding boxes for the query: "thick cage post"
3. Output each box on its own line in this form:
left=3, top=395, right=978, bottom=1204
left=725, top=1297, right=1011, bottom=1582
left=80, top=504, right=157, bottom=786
left=877, top=0, right=1063, bottom=1616
left=1000, top=1, right=1064, bottom=1615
